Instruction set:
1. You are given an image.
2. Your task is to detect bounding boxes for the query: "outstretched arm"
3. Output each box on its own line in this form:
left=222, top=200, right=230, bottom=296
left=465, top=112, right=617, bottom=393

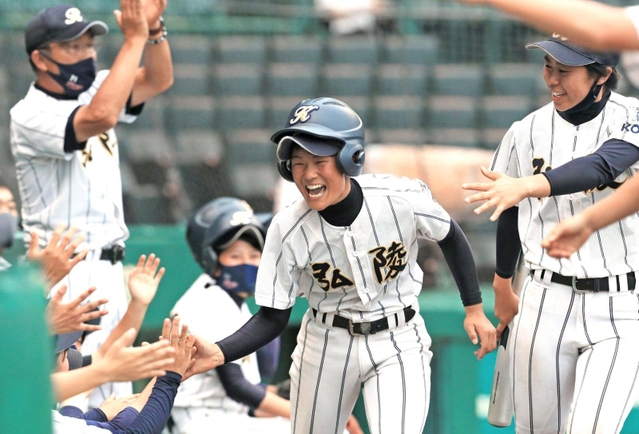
left=458, top=0, right=639, bottom=50
left=543, top=172, right=639, bottom=258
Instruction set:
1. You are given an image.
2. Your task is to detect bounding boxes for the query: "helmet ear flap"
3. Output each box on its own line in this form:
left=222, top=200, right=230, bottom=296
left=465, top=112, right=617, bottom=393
left=277, top=160, right=295, bottom=182
left=336, top=142, right=365, bottom=177
left=200, top=244, right=218, bottom=278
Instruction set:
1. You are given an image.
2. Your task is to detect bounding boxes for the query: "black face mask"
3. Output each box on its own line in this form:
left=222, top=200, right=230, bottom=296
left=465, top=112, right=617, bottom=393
left=40, top=52, right=96, bottom=98
left=557, top=78, right=611, bottom=126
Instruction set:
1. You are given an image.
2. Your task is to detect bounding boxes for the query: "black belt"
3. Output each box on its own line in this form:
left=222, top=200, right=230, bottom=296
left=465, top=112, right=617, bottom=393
left=311, top=307, right=416, bottom=336
left=531, top=270, right=636, bottom=292
left=73, top=245, right=125, bottom=264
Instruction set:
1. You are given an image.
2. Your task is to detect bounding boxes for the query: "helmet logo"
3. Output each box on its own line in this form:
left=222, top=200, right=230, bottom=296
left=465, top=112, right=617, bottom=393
left=229, top=211, right=253, bottom=226
left=65, top=8, right=84, bottom=25
left=290, top=105, right=319, bottom=125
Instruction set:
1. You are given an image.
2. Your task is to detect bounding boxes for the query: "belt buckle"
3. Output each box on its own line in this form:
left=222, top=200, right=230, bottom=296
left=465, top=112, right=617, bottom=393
left=571, top=276, right=590, bottom=294
left=349, top=321, right=372, bottom=336
left=111, top=245, right=125, bottom=264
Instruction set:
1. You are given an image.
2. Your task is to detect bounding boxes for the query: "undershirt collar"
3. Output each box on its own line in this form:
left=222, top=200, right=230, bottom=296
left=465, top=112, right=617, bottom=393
left=319, top=178, right=363, bottom=227
left=557, top=89, right=611, bottom=126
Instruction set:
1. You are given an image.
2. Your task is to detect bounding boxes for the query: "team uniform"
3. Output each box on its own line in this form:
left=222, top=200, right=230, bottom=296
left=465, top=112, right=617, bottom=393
left=492, top=91, right=639, bottom=433
left=254, top=173, right=458, bottom=434
left=10, top=70, right=141, bottom=405
left=170, top=274, right=289, bottom=434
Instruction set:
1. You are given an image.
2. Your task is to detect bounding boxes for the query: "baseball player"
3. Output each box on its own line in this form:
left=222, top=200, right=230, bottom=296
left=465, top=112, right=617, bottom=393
left=10, top=0, right=173, bottom=407
left=463, top=36, right=639, bottom=433
left=0, top=182, right=18, bottom=270
left=183, top=97, right=496, bottom=434
left=170, top=197, right=293, bottom=434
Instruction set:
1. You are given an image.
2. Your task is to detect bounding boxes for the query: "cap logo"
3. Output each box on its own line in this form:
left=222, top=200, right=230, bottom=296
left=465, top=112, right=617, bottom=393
left=551, top=33, right=569, bottom=41
left=64, top=8, right=84, bottom=25
left=290, top=105, right=319, bottom=125
left=229, top=211, right=253, bottom=226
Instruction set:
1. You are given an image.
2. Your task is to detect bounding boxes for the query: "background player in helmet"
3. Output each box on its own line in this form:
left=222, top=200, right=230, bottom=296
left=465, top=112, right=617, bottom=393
left=10, top=0, right=173, bottom=407
left=463, top=36, right=639, bottom=433
left=184, top=97, right=496, bottom=434
left=169, top=197, right=295, bottom=434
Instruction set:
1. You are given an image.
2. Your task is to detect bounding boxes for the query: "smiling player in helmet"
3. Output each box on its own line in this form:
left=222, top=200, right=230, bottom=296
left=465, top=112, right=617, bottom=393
left=183, top=97, right=495, bottom=434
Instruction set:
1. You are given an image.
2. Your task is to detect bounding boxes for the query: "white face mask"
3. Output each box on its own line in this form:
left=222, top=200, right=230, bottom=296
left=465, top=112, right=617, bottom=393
left=0, top=213, right=17, bottom=248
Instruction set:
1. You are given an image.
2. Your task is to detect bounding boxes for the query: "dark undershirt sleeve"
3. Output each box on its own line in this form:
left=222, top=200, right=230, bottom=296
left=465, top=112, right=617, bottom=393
left=63, top=106, right=87, bottom=153
left=217, top=307, right=292, bottom=364
left=495, top=206, right=521, bottom=279
left=437, top=219, right=482, bottom=306
left=125, top=371, right=182, bottom=433
left=543, top=138, right=639, bottom=196
left=216, top=363, right=267, bottom=410
left=125, top=93, right=144, bottom=116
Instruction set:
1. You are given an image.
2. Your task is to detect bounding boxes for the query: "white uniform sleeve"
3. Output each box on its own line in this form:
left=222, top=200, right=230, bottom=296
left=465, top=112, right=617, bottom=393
left=489, top=122, right=520, bottom=177
left=254, top=213, right=305, bottom=310
left=402, top=177, right=451, bottom=242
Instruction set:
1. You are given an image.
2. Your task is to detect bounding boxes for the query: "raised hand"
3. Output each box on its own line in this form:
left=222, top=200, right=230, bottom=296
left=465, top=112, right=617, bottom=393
left=98, top=328, right=174, bottom=382
left=144, top=0, right=168, bottom=29
left=462, top=167, right=539, bottom=221
left=113, top=0, right=149, bottom=41
left=28, top=225, right=88, bottom=287
left=128, top=254, right=165, bottom=307
left=162, top=316, right=195, bottom=377
left=46, top=285, right=108, bottom=335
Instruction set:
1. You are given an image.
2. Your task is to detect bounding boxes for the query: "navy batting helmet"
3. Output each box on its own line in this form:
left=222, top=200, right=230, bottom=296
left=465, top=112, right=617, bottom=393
left=271, top=97, right=365, bottom=181
left=186, top=197, right=266, bottom=278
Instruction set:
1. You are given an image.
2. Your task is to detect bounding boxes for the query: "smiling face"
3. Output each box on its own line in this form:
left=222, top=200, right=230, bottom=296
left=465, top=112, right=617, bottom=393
left=543, top=55, right=609, bottom=111
left=290, top=146, right=351, bottom=211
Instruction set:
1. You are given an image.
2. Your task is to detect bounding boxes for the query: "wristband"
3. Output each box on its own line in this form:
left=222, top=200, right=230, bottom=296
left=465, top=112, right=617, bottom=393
left=149, top=17, right=164, bottom=35
left=147, top=17, right=167, bottom=45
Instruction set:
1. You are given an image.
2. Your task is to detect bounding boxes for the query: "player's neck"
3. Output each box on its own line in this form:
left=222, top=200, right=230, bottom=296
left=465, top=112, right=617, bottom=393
left=319, top=179, right=362, bottom=227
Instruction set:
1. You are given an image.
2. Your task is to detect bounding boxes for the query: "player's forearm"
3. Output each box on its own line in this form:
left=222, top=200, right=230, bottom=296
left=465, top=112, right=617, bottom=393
left=96, top=300, right=148, bottom=358
left=256, top=391, right=291, bottom=419
left=130, top=39, right=173, bottom=106
left=75, top=39, right=146, bottom=140
left=52, top=365, right=110, bottom=402
left=580, top=172, right=639, bottom=232
left=483, top=0, right=638, bottom=50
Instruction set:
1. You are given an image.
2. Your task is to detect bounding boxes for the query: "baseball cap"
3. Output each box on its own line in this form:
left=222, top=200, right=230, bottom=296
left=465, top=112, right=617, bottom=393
left=25, top=4, right=108, bottom=54
left=216, top=224, right=265, bottom=252
left=276, top=134, right=342, bottom=162
left=55, top=330, right=83, bottom=354
left=526, top=35, right=619, bottom=67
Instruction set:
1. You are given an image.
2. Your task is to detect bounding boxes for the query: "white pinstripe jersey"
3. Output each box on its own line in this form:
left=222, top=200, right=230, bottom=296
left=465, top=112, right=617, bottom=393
left=254, top=174, right=451, bottom=320
left=10, top=70, right=137, bottom=250
left=491, top=92, right=639, bottom=278
left=171, top=274, right=261, bottom=413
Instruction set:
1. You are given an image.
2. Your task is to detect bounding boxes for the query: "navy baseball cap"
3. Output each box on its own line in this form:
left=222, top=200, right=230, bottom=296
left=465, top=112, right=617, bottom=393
left=55, top=330, right=83, bottom=354
left=526, top=35, right=619, bottom=67
left=276, top=134, right=342, bottom=161
left=25, top=4, right=108, bottom=54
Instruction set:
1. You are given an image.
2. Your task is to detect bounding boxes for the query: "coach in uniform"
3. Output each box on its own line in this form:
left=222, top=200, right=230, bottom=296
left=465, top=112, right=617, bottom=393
left=10, top=0, right=173, bottom=407
left=183, top=97, right=496, bottom=434
left=463, top=36, right=639, bottom=433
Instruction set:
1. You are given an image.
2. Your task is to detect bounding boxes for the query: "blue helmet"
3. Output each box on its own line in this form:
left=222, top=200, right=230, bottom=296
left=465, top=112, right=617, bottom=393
left=186, top=197, right=265, bottom=278
left=271, top=97, right=365, bottom=181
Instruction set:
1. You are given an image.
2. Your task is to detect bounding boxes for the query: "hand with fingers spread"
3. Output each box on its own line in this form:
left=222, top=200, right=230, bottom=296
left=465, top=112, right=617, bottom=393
left=46, top=285, right=108, bottom=335
left=462, top=167, right=551, bottom=221
left=52, top=328, right=174, bottom=402
left=162, top=316, right=195, bottom=377
left=28, top=225, right=88, bottom=287
left=463, top=304, right=497, bottom=360
left=128, top=254, right=165, bottom=307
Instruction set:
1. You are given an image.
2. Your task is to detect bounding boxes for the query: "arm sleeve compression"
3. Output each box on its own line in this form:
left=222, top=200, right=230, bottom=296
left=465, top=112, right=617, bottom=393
left=216, top=363, right=267, bottom=410
left=437, top=219, right=483, bottom=306
left=543, top=138, right=639, bottom=196
left=217, top=307, right=292, bottom=364
left=495, top=206, right=521, bottom=279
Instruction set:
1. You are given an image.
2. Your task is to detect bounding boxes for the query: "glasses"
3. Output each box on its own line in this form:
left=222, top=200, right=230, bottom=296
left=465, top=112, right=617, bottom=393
left=39, top=40, right=101, bottom=56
